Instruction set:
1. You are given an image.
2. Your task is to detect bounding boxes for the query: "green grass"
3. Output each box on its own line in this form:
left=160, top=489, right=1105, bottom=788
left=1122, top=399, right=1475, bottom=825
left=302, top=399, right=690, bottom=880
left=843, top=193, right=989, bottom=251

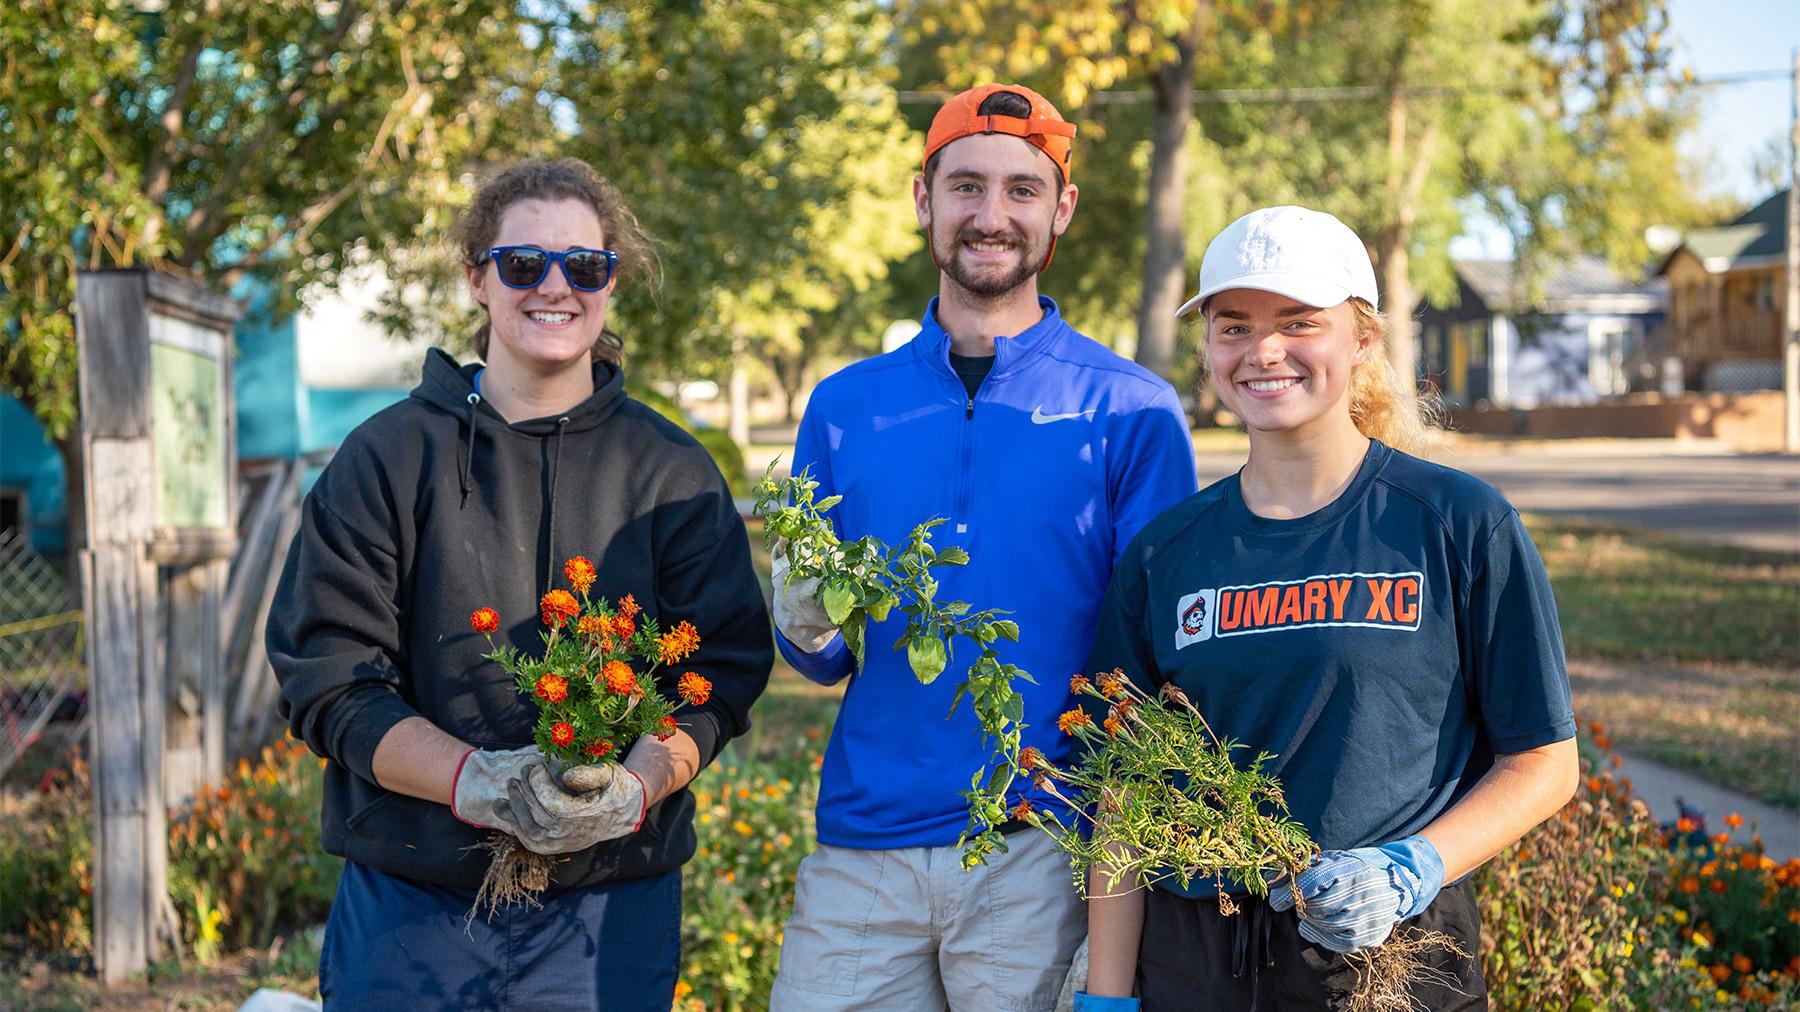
left=1524, top=513, right=1800, bottom=807
left=1525, top=514, right=1799, bottom=668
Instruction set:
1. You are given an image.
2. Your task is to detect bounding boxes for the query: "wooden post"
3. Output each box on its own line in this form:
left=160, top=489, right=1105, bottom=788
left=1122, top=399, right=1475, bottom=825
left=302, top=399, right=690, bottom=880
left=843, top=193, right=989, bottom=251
left=76, top=269, right=238, bottom=983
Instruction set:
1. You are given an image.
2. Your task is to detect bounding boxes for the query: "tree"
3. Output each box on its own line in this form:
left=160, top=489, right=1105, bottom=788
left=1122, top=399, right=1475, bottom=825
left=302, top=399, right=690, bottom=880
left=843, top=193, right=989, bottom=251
left=1, top=0, right=554, bottom=554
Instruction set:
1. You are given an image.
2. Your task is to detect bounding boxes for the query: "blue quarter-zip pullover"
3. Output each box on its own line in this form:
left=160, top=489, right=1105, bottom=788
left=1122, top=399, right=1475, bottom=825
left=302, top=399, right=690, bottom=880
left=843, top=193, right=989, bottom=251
left=780, top=296, right=1198, bottom=848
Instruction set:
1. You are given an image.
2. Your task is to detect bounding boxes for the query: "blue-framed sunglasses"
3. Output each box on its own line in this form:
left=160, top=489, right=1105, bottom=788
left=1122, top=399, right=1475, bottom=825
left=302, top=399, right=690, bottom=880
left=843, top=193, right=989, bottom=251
left=480, top=245, right=619, bottom=291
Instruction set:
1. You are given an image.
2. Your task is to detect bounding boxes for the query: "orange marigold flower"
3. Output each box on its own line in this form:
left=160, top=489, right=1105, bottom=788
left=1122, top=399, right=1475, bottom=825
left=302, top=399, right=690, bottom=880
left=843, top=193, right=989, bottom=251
left=540, top=590, right=580, bottom=628
left=655, top=715, right=678, bottom=741
left=550, top=722, right=576, bottom=747
left=618, top=593, right=641, bottom=619
left=582, top=739, right=614, bottom=758
left=1788, top=908, right=1800, bottom=924
left=533, top=673, right=569, bottom=704
left=1103, top=715, right=1123, bottom=737
left=613, top=613, right=636, bottom=639
left=1734, top=955, right=1755, bottom=974
left=1677, top=816, right=1697, bottom=834
left=1097, top=670, right=1127, bottom=698
left=563, top=556, right=598, bottom=595
left=602, top=660, right=637, bottom=695
left=1057, top=709, right=1093, bottom=735
left=1711, top=965, right=1733, bottom=984
left=1713, top=833, right=1731, bottom=847
left=1741, top=852, right=1762, bottom=871
left=1679, top=877, right=1701, bottom=894
left=1610, top=753, right=1623, bottom=768
left=577, top=614, right=609, bottom=638
left=1710, top=878, right=1728, bottom=893
left=1593, top=734, right=1611, bottom=750
left=1069, top=674, right=1090, bottom=695
left=1009, top=799, right=1034, bottom=822
left=1725, top=812, right=1744, bottom=830
left=1017, top=747, right=1047, bottom=772
left=677, top=671, right=712, bottom=706
left=1586, top=776, right=1604, bottom=795
left=470, top=607, right=500, bottom=634
left=659, top=620, right=702, bottom=664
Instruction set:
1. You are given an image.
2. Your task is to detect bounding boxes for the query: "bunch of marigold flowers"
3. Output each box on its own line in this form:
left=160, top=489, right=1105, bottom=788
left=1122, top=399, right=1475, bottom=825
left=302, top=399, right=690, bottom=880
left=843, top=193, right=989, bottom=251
left=1013, top=669, right=1316, bottom=899
left=471, top=554, right=709, bottom=772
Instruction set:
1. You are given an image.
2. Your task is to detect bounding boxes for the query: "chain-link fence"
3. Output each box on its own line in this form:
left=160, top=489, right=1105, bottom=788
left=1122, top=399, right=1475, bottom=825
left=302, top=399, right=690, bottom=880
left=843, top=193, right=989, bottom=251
left=0, top=531, right=85, bottom=781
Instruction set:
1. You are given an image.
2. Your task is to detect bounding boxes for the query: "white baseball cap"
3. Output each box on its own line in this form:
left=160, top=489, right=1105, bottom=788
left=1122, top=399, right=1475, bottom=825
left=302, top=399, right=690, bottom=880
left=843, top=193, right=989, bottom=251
left=1175, top=205, right=1378, bottom=318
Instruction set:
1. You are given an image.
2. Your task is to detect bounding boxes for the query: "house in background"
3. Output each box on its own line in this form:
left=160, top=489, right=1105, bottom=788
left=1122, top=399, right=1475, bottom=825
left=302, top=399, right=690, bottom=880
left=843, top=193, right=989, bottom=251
left=1417, top=255, right=1665, bottom=408
left=1654, top=188, right=1789, bottom=393
left=0, top=268, right=432, bottom=556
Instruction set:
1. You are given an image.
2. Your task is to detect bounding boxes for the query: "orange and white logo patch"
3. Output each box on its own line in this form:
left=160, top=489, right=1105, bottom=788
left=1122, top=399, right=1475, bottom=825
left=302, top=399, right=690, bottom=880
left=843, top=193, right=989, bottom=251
left=1175, top=571, right=1424, bottom=648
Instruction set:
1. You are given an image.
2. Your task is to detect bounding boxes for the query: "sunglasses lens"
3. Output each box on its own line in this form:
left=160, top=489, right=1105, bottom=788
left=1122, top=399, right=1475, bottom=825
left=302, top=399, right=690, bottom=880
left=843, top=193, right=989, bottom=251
left=564, top=251, right=612, bottom=290
left=494, top=248, right=547, bottom=287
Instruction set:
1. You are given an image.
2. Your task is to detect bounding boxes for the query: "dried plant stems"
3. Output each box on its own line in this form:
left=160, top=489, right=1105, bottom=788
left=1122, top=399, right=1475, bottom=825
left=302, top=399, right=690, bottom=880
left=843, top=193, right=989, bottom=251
left=1343, top=928, right=1469, bottom=1012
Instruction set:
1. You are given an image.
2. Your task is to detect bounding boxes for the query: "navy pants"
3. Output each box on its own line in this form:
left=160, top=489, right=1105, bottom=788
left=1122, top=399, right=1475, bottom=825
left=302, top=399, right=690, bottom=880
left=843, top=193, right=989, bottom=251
left=320, top=861, right=681, bottom=1011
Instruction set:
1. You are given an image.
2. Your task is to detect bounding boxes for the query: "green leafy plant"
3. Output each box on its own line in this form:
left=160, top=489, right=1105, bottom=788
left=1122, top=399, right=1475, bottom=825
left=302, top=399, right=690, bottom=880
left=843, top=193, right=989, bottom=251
left=753, top=464, right=1030, bottom=867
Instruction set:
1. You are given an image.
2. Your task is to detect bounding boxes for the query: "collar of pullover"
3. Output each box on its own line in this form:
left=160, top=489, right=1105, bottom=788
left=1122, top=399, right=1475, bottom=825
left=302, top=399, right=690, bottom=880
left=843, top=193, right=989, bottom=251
left=412, top=347, right=626, bottom=435
left=914, top=295, right=1066, bottom=384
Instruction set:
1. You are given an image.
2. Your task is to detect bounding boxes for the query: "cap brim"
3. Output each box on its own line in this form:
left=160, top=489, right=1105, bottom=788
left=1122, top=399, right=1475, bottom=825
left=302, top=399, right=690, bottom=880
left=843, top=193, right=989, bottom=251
left=1174, top=272, right=1356, bottom=319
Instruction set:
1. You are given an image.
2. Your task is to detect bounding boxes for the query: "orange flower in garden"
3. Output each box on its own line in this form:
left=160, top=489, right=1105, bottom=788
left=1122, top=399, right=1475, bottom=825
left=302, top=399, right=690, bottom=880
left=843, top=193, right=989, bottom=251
left=618, top=594, right=640, bottom=619
left=577, top=614, right=609, bottom=638
left=613, top=614, right=636, bottom=639
left=533, top=673, right=569, bottom=704
left=1069, top=674, right=1090, bottom=695
left=1713, top=833, right=1731, bottom=847
left=1734, top=955, right=1755, bottom=975
left=1677, top=816, right=1697, bottom=834
left=550, top=722, right=576, bottom=747
left=563, top=556, right=597, bottom=595
left=470, top=607, right=500, bottom=634
left=1725, top=812, right=1744, bottom=830
left=1103, top=714, right=1123, bottom=737
left=1710, top=964, right=1732, bottom=984
left=1609, top=754, right=1623, bottom=768
left=582, top=739, right=614, bottom=758
left=1057, top=709, right=1093, bottom=734
left=1097, top=670, right=1126, bottom=698
left=1586, top=777, right=1604, bottom=795
left=659, top=621, right=702, bottom=664
left=1740, top=852, right=1762, bottom=871
left=677, top=671, right=712, bottom=706
left=1017, top=747, right=1047, bottom=772
left=655, top=715, right=678, bottom=740
left=1710, top=878, right=1727, bottom=893
left=1593, top=734, right=1611, bottom=750
left=1679, top=877, right=1701, bottom=894
left=1788, top=908, right=1800, bottom=924
left=1009, top=799, right=1034, bottom=821
left=540, top=590, right=580, bottom=628
left=602, top=660, right=637, bottom=695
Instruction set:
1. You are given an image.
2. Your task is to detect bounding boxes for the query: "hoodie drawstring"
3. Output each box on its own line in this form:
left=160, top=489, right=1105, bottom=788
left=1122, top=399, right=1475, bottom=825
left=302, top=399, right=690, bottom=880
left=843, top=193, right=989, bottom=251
left=460, top=392, right=481, bottom=500
left=544, top=416, right=569, bottom=593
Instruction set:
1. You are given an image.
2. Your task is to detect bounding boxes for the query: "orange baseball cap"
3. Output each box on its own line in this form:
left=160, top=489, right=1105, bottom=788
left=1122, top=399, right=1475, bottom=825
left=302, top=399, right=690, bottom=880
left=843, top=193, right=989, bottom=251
left=922, top=83, right=1076, bottom=184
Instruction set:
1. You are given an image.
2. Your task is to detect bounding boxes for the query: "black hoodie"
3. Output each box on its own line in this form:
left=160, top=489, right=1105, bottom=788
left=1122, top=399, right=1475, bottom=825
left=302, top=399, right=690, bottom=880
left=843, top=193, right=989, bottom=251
left=268, top=348, right=772, bottom=892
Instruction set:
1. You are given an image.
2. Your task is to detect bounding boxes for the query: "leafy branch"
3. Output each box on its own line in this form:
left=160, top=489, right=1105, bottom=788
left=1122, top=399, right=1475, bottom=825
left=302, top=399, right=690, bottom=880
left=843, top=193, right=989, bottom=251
left=753, top=464, right=1031, bottom=866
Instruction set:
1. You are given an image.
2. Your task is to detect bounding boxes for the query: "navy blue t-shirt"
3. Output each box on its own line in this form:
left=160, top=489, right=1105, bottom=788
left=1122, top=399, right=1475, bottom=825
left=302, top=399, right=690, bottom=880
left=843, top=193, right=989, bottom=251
left=1084, top=439, right=1575, bottom=899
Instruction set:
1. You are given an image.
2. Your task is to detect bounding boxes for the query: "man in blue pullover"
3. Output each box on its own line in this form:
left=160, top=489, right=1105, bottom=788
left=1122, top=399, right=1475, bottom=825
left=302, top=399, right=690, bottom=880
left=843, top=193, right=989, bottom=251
left=767, top=84, right=1198, bottom=1011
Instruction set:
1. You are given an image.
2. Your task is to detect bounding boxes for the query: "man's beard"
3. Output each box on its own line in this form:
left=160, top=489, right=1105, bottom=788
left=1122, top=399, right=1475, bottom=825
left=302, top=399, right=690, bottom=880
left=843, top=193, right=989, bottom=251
left=936, top=224, right=1048, bottom=299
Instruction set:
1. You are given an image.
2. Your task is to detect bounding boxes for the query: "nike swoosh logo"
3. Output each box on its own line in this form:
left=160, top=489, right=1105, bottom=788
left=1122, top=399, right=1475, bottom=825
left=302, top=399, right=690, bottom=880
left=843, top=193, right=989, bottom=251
left=1031, top=406, right=1096, bottom=425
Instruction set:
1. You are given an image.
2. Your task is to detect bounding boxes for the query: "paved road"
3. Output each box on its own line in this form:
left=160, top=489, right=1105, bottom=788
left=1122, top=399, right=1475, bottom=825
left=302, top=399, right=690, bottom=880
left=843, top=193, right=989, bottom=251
left=1195, top=444, right=1800, bottom=555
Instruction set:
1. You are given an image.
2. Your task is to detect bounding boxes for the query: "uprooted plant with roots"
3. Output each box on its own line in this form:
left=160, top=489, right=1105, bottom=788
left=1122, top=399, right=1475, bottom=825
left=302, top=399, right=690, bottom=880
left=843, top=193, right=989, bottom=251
left=467, top=556, right=709, bottom=918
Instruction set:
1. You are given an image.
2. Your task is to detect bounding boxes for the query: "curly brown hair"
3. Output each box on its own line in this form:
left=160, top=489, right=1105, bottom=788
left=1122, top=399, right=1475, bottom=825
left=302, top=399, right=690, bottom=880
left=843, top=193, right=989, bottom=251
left=452, top=157, right=659, bottom=363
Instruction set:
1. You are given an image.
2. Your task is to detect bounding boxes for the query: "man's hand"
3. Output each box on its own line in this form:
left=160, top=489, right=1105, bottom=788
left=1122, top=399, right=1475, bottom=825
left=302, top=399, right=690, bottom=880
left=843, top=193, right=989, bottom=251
left=770, top=538, right=838, bottom=653
left=504, top=762, right=648, bottom=855
left=1266, top=835, right=1445, bottom=953
left=450, top=746, right=545, bottom=834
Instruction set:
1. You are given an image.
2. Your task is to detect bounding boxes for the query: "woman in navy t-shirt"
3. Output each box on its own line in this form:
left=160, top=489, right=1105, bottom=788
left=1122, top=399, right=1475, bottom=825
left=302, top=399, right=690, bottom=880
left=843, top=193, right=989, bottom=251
left=1074, top=206, right=1578, bottom=1011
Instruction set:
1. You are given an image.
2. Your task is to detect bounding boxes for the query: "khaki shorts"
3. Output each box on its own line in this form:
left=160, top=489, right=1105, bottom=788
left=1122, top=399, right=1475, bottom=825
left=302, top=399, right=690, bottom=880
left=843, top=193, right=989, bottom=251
left=770, top=831, right=1085, bottom=1011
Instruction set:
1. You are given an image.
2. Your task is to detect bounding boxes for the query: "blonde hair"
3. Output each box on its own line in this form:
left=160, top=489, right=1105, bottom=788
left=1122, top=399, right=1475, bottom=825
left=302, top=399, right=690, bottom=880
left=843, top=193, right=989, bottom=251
left=1195, top=297, right=1440, bottom=456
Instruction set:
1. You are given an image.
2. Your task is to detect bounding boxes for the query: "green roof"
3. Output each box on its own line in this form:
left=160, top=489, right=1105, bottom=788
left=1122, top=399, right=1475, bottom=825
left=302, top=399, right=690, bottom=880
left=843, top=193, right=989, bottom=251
left=1663, top=189, right=1789, bottom=273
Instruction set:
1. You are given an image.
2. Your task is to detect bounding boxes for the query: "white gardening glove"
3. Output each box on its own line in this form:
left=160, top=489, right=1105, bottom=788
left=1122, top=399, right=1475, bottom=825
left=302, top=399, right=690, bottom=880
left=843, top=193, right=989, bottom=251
left=770, top=537, right=838, bottom=654
left=450, top=745, right=546, bottom=834
left=503, top=762, right=648, bottom=855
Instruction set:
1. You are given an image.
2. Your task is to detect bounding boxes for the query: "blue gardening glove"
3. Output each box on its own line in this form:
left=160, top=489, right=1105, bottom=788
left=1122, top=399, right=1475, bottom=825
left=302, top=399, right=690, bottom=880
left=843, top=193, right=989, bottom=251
left=1266, top=835, right=1445, bottom=953
left=1073, top=993, right=1139, bottom=1012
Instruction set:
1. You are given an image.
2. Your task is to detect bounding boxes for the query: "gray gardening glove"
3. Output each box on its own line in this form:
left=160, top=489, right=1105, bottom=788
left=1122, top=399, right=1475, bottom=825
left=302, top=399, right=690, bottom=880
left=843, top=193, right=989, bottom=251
left=450, top=745, right=546, bottom=834
left=504, top=762, right=648, bottom=855
left=770, top=537, right=838, bottom=654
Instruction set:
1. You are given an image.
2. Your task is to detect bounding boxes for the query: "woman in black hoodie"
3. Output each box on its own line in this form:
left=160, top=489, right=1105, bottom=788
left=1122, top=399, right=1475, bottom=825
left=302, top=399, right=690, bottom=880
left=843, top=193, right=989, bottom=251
left=267, top=158, right=773, bottom=1010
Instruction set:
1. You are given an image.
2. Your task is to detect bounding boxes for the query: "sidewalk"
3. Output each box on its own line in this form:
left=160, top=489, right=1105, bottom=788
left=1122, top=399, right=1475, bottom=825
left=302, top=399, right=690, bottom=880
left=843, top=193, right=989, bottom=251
left=1617, top=749, right=1800, bottom=861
